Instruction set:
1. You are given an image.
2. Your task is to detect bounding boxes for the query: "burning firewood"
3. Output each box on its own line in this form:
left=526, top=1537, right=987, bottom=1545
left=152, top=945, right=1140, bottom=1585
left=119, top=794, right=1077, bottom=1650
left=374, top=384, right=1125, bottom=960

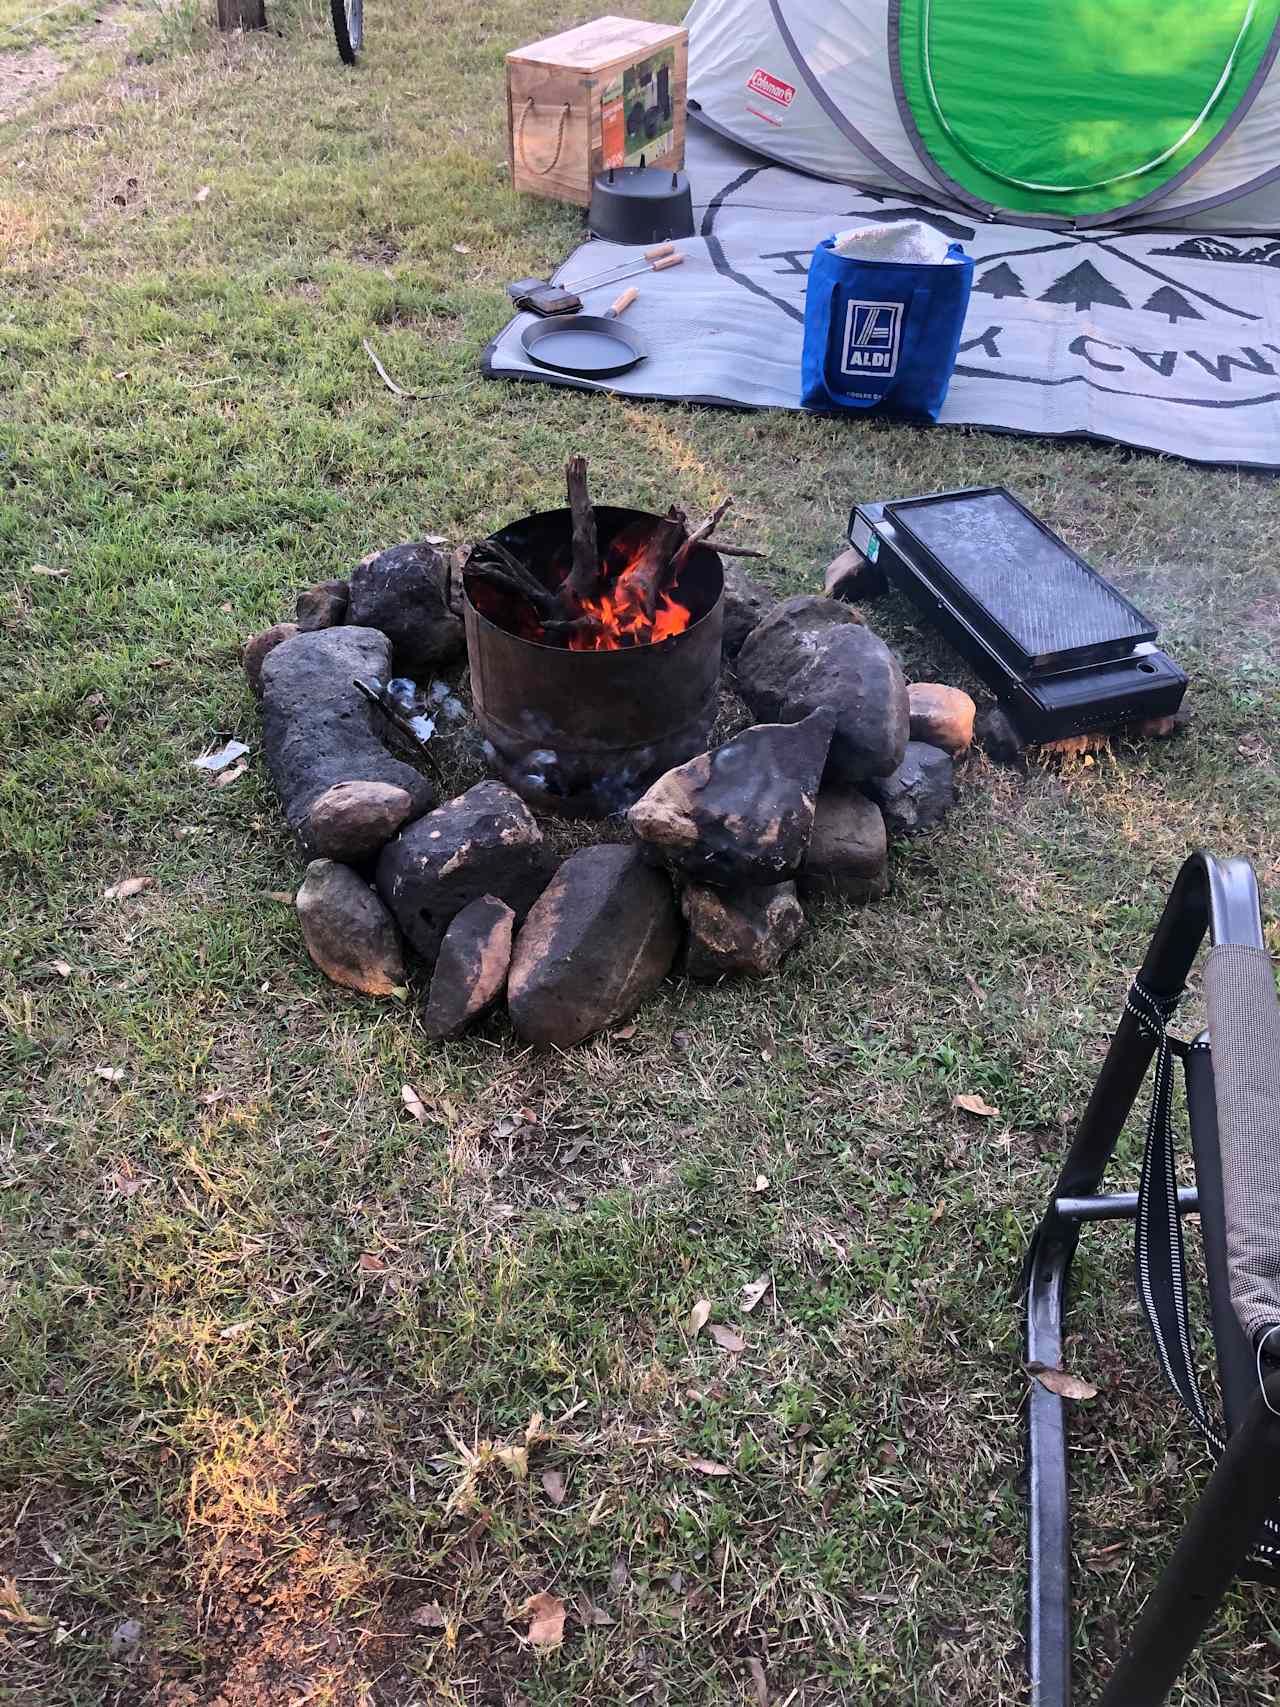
left=462, top=463, right=746, bottom=650
left=563, top=455, right=602, bottom=607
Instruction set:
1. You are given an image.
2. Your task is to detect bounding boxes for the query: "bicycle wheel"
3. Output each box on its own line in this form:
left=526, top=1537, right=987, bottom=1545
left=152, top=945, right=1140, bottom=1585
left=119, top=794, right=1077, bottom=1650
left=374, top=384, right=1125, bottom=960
left=331, top=0, right=361, bottom=64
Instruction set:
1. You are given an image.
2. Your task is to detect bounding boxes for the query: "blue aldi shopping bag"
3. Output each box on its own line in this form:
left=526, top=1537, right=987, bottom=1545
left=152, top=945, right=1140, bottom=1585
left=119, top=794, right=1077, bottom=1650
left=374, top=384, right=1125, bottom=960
left=800, top=237, right=974, bottom=422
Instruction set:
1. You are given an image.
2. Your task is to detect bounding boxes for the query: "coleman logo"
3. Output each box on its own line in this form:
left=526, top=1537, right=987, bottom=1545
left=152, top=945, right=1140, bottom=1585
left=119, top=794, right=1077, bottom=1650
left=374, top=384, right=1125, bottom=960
left=840, top=300, right=903, bottom=377
left=746, top=68, right=796, bottom=107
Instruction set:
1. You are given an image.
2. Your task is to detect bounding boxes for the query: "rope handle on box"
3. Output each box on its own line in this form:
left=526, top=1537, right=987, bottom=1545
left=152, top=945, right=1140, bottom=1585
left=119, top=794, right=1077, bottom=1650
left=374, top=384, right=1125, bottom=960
left=517, top=98, right=570, bottom=177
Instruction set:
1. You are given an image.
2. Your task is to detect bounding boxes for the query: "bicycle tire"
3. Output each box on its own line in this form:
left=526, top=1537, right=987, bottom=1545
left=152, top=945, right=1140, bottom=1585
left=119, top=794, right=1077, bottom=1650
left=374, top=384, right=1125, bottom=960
left=331, top=0, right=361, bottom=64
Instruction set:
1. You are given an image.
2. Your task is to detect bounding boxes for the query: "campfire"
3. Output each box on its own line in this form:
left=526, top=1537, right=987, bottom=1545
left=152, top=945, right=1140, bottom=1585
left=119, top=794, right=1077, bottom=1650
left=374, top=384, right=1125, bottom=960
left=461, top=460, right=734, bottom=818
left=243, top=469, right=984, bottom=1049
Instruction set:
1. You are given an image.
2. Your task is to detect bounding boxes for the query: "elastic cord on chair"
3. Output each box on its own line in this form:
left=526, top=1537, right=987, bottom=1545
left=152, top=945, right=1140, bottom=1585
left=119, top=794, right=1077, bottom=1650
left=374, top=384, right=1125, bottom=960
left=1126, top=977, right=1184, bottom=1041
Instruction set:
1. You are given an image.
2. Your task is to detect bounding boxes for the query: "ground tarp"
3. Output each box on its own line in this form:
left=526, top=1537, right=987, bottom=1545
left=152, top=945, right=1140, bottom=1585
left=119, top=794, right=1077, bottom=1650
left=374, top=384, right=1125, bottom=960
left=484, top=123, right=1280, bottom=469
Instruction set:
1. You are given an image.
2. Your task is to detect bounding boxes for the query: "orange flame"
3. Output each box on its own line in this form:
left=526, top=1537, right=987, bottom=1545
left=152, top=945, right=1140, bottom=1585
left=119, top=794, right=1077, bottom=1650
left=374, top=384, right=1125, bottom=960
left=565, top=527, right=694, bottom=652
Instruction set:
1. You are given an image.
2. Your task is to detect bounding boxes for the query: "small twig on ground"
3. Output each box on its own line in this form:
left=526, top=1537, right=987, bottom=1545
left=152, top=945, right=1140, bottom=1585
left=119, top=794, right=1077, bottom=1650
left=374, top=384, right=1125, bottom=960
left=362, top=338, right=479, bottom=403
left=362, top=338, right=418, bottom=399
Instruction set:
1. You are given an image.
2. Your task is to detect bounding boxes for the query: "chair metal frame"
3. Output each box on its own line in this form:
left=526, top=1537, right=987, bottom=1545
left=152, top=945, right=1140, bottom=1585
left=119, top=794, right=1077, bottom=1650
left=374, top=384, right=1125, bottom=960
left=1025, top=850, right=1280, bottom=1707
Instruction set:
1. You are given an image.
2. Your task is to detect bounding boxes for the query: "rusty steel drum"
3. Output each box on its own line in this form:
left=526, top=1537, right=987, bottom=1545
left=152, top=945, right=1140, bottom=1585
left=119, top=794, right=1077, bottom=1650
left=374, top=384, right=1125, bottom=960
left=463, top=505, right=724, bottom=818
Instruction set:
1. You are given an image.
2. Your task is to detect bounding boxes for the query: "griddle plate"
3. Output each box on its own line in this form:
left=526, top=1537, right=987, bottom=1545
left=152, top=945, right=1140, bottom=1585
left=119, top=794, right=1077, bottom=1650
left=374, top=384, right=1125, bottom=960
left=885, top=488, right=1156, bottom=674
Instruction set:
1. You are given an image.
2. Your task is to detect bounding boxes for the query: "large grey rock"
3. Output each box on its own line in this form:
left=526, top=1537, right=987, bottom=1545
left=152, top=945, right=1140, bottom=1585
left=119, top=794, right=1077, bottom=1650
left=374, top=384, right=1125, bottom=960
left=304, top=779, right=417, bottom=863
left=800, top=789, right=888, bottom=903
left=422, top=895, right=514, bottom=1040
left=259, top=626, right=435, bottom=851
left=508, top=845, right=680, bottom=1048
left=734, top=597, right=863, bottom=719
left=682, top=881, right=804, bottom=979
left=908, top=683, right=975, bottom=757
left=865, top=741, right=955, bottom=836
left=376, top=780, right=551, bottom=965
left=720, top=564, right=774, bottom=662
left=296, top=859, right=406, bottom=995
left=347, top=542, right=464, bottom=673
left=735, top=597, right=908, bottom=783
left=628, top=708, right=834, bottom=886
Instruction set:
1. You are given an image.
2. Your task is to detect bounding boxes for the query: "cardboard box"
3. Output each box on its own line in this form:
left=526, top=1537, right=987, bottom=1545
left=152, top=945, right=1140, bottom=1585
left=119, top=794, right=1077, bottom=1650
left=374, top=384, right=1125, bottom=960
left=507, top=15, right=688, bottom=207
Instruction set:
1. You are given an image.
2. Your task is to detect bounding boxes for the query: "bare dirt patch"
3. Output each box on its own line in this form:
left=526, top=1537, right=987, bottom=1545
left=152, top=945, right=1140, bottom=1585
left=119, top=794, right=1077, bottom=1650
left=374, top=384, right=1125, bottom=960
left=0, top=0, right=150, bottom=122
left=0, top=44, right=64, bottom=120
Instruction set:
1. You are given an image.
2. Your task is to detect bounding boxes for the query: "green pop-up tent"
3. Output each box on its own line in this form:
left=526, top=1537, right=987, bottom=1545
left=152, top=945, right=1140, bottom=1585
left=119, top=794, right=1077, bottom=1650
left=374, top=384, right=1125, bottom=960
left=686, top=0, right=1280, bottom=229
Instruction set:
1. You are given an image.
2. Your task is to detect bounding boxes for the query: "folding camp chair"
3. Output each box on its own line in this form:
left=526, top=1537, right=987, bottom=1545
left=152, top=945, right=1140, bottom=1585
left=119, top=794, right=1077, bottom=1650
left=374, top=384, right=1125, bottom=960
left=1024, top=851, right=1280, bottom=1707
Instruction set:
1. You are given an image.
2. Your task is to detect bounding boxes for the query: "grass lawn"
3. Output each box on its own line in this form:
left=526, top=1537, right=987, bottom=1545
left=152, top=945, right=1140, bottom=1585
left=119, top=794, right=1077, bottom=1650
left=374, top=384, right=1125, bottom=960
left=3, top=1, right=1280, bottom=1701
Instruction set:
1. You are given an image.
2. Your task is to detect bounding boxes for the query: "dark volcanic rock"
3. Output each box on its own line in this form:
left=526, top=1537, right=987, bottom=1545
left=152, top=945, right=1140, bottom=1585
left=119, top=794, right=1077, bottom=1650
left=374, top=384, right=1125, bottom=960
left=974, top=704, right=1027, bottom=765
left=800, top=789, right=888, bottom=902
left=866, top=741, right=955, bottom=836
left=296, top=579, right=350, bottom=632
left=243, top=623, right=299, bottom=698
left=296, top=859, right=406, bottom=995
left=422, top=894, right=515, bottom=1040
left=736, top=602, right=908, bottom=784
left=720, top=564, right=774, bottom=662
left=304, top=779, right=417, bottom=863
left=734, top=596, right=863, bottom=722
left=908, top=682, right=975, bottom=757
left=628, top=708, right=834, bottom=886
left=682, top=881, right=804, bottom=979
left=376, top=781, right=551, bottom=965
left=347, top=542, right=464, bottom=673
left=508, top=845, right=680, bottom=1047
left=260, top=626, right=435, bottom=851
left=825, top=545, right=887, bottom=601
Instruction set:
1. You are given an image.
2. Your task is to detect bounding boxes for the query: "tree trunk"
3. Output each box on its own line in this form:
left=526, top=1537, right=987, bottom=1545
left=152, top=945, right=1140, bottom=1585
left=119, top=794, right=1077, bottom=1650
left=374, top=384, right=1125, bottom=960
left=217, top=0, right=266, bottom=31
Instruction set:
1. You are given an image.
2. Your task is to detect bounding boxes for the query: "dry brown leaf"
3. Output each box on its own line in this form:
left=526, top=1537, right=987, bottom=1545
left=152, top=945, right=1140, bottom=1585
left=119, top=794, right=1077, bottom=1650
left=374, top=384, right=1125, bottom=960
left=452, top=242, right=471, bottom=254
left=930, top=1199, right=946, bottom=1224
left=521, top=1591, right=565, bottom=1649
left=495, top=1444, right=529, bottom=1480
left=94, top=1066, right=125, bottom=1083
left=541, top=1468, right=566, bottom=1505
left=1027, top=1361, right=1098, bottom=1401
left=212, top=761, right=248, bottom=787
left=709, top=1323, right=746, bottom=1353
left=612, top=1021, right=638, bottom=1040
left=264, top=891, right=294, bottom=904
left=110, top=1170, right=146, bottom=1197
left=50, top=959, right=72, bottom=979
left=401, top=1084, right=428, bottom=1122
left=194, top=184, right=211, bottom=203
left=687, top=1298, right=712, bottom=1336
left=357, top=1252, right=386, bottom=1273
left=410, top=1601, right=446, bottom=1629
left=524, top=1410, right=545, bottom=1445
left=748, top=1657, right=769, bottom=1707
left=741, top=1273, right=770, bottom=1313
left=749, top=1173, right=770, bottom=1193
left=219, top=1321, right=252, bottom=1339
left=689, top=1457, right=733, bottom=1477
left=953, top=1092, right=1000, bottom=1118
left=104, top=876, right=153, bottom=901
left=30, top=563, right=67, bottom=578
left=578, top=1595, right=613, bottom=1627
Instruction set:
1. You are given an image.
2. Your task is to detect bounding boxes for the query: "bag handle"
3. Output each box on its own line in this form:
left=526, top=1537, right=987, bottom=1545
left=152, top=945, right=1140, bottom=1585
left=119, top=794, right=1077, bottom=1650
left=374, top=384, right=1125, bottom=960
left=516, top=98, right=570, bottom=177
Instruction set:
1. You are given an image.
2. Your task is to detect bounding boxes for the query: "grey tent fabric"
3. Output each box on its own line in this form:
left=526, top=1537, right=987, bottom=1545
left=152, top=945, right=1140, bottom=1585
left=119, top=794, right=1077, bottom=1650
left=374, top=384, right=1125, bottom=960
left=1204, top=943, right=1280, bottom=1349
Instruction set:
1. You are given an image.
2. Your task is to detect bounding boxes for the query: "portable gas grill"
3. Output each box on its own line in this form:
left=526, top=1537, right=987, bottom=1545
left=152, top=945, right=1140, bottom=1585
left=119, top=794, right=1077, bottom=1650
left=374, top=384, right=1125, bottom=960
left=848, top=486, right=1187, bottom=743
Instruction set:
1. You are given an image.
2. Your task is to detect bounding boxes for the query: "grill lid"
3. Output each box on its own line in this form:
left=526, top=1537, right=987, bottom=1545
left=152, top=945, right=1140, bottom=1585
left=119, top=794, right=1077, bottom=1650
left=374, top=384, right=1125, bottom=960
left=884, top=486, right=1157, bottom=674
